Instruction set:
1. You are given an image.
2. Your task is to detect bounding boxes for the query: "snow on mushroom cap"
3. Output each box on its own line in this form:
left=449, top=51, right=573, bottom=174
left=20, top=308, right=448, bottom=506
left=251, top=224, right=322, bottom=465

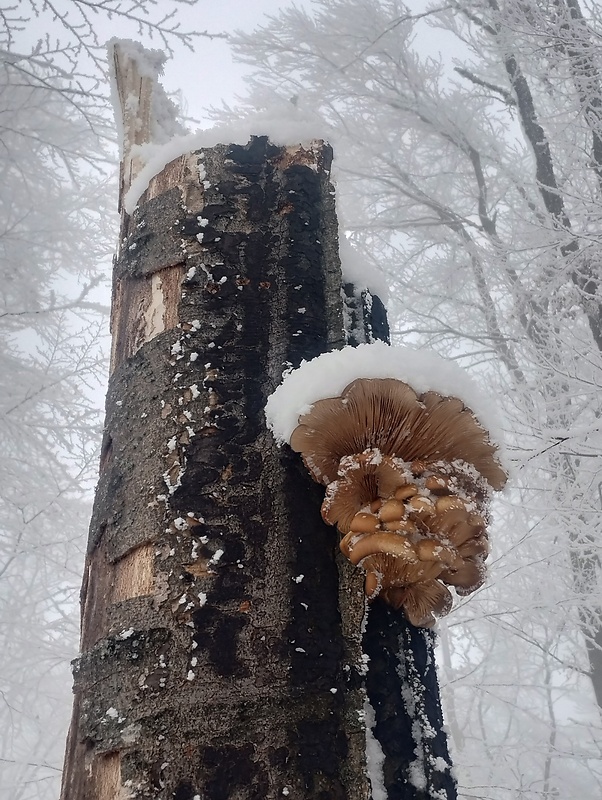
left=265, top=342, right=505, bottom=456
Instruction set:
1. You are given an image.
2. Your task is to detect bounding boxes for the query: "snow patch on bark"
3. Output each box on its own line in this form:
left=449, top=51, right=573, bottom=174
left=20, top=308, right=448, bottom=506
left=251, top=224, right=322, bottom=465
left=122, top=114, right=329, bottom=213
left=364, top=698, right=387, bottom=800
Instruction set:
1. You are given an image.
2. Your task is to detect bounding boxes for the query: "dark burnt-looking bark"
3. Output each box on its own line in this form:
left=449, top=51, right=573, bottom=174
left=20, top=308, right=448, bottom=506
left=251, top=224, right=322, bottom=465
left=347, top=283, right=456, bottom=800
left=342, top=282, right=390, bottom=346
left=364, top=602, right=457, bottom=800
left=60, top=137, right=369, bottom=800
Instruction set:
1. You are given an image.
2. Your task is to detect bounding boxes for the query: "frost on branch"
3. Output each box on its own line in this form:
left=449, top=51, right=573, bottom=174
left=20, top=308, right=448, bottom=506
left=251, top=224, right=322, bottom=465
left=266, top=344, right=507, bottom=627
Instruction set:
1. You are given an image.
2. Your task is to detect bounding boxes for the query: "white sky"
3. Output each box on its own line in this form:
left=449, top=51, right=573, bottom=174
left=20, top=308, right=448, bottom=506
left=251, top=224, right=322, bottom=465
left=20, top=1, right=454, bottom=133
left=18, top=1, right=303, bottom=127
left=157, top=1, right=302, bottom=124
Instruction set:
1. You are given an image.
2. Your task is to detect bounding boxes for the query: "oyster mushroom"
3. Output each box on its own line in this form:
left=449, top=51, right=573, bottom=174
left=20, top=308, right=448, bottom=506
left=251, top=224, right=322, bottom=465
left=287, top=376, right=507, bottom=627
left=290, top=378, right=507, bottom=490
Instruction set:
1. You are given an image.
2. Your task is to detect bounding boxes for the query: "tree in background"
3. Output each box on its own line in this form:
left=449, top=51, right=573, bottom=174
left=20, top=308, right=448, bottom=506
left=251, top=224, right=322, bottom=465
left=0, top=3, right=210, bottom=797
left=229, top=0, right=602, bottom=796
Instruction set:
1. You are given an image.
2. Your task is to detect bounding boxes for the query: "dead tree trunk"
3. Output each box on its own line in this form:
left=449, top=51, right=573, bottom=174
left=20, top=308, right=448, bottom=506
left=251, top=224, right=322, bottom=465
left=60, top=44, right=456, bottom=800
left=348, top=291, right=457, bottom=800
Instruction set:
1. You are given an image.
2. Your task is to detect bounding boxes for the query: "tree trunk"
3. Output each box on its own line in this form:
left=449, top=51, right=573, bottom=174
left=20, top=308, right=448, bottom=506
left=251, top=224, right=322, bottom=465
left=485, top=0, right=602, bottom=711
left=351, top=286, right=457, bottom=800
left=60, top=134, right=373, bottom=799
left=60, top=45, right=457, bottom=800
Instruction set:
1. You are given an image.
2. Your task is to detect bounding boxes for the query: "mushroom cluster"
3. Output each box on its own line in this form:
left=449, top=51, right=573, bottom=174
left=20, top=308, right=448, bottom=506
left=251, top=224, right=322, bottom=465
left=290, top=378, right=506, bottom=627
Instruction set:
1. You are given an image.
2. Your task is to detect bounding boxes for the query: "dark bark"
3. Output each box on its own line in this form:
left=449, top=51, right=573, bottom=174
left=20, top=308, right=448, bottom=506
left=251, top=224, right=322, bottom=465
left=364, top=602, right=457, bottom=800
left=61, top=137, right=369, bottom=800
left=342, top=282, right=390, bottom=346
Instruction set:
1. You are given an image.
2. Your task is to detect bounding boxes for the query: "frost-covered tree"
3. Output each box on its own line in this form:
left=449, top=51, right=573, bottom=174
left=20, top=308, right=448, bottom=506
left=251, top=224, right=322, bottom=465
left=0, top=3, right=212, bottom=798
left=228, top=0, right=602, bottom=796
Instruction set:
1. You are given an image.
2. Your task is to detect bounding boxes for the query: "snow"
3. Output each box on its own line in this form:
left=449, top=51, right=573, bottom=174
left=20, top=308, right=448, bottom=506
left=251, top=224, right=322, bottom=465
left=339, top=235, right=389, bottom=300
left=110, top=45, right=389, bottom=295
left=122, top=113, right=330, bottom=214
left=107, top=39, right=185, bottom=161
left=364, top=699, right=387, bottom=800
left=265, top=341, right=505, bottom=453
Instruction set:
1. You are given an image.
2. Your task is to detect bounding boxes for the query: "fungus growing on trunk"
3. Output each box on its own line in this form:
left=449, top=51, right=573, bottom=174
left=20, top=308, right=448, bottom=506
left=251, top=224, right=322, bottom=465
left=266, top=343, right=507, bottom=628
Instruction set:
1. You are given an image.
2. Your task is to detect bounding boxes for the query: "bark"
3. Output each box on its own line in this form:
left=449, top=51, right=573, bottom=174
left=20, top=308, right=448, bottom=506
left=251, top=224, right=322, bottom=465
left=559, top=0, right=602, bottom=192
left=364, top=603, right=457, bottom=800
left=60, top=136, right=370, bottom=800
left=61, top=47, right=457, bottom=799
left=488, top=0, right=602, bottom=351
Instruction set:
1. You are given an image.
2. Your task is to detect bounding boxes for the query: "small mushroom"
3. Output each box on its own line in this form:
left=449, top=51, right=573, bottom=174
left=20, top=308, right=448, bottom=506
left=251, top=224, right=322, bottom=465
left=339, top=529, right=371, bottom=558
left=440, top=558, right=486, bottom=593
left=445, top=519, right=482, bottom=548
left=406, top=495, right=436, bottom=519
left=363, top=552, right=445, bottom=587
left=379, top=498, right=406, bottom=523
left=415, top=538, right=461, bottom=569
left=349, top=512, right=379, bottom=534
left=435, top=495, right=467, bottom=514
left=346, top=532, right=417, bottom=566
left=429, top=507, right=469, bottom=536
left=321, top=451, right=410, bottom=533
left=384, top=580, right=453, bottom=627
left=458, top=534, right=489, bottom=559
left=425, top=475, right=449, bottom=495
left=395, top=484, right=419, bottom=500
left=383, top=518, right=417, bottom=534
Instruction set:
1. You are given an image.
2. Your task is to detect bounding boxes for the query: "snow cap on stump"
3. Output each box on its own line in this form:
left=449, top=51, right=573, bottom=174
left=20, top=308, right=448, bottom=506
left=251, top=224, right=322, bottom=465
left=265, top=343, right=507, bottom=628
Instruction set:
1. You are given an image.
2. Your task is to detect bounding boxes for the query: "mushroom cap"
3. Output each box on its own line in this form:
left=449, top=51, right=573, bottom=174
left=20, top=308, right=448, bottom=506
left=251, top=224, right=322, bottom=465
left=440, top=557, right=487, bottom=594
left=290, top=378, right=507, bottom=490
left=383, top=580, right=453, bottom=627
left=321, top=450, right=412, bottom=533
left=361, top=551, right=445, bottom=588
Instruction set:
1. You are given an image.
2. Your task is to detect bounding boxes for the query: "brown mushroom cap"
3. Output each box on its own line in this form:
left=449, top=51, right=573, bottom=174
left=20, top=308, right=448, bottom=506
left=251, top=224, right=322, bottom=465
left=440, top=558, right=486, bottom=594
left=362, top=552, right=445, bottom=587
left=383, top=580, right=453, bottom=627
left=290, top=378, right=507, bottom=490
left=321, top=451, right=411, bottom=533
left=346, top=532, right=417, bottom=566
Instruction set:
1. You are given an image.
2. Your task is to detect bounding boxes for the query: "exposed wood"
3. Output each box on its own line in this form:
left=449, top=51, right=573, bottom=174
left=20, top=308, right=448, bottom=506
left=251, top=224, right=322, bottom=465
left=94, top=753, right=122, bottom=800
left=111, top=44, right=154, bottom=204
left=112, top=544, right=155, bottom=603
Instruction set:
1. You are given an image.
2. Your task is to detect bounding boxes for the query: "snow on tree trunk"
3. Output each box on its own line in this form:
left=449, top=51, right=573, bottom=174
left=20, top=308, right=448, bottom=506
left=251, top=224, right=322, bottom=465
left=336, top=287, right=459, bottom=799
